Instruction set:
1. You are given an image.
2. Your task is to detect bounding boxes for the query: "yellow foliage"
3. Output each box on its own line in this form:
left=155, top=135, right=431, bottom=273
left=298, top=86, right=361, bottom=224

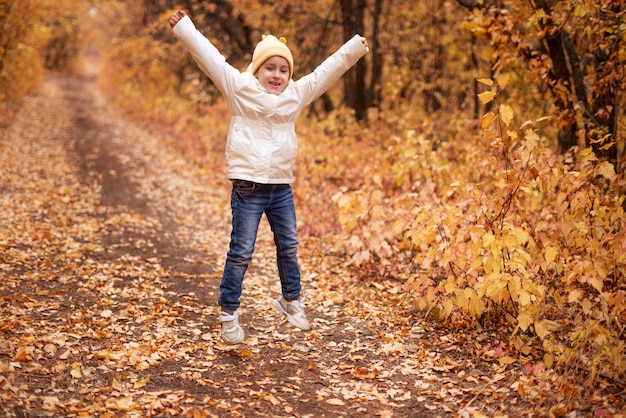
left=316, top=79, right=625, bottom=382
left=0, top=0, right=47, bottom=104
left=79, top=1, right=624, bottom=385
left=0, top=0, right=89, bottom=107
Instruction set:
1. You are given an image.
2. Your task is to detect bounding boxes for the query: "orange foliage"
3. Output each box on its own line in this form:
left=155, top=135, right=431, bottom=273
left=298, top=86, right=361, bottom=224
left=79, top=0, right=626, bottom=383
left=311, top=76, right=625, bottom=384
left=0, top=0, right=90, bottom=110
left=0, top=0, right=49, bottom=106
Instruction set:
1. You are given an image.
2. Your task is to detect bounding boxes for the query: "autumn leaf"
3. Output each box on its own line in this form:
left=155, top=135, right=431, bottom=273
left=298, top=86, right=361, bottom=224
left=534, top=320, right=551, bottom=340
left=477, top=78, right=494, bottom=86
left=500, top=104, right=514, bottom=126
left=523, top=129, right=540, bottom=150
left=481, top=112, right=497, bottom=128
left=587, top=277, right=603, bottom=292
left=544, top=246, right=558, bottom=264
left=497, top=73, right=511, bottom=89
left=478, top=90, right=496, bottom=104
left=544, top=353, right=554, bottom=368
left=94, top=349, right=124, bottom=361
left=567, top=289, right=583, bottom=303
left=70, top=362, right=83, bottom=379
left=13, top=346, right=34, bottom=362
left=106, top=397, right=137, bottom=412
left=517, top=313, right=533, bottom=332
left=596, top=161, right=615, bottom=180
left=498, top=356, right=518, bottom=366
left=133, top=377, right=150, bottom=388
left=262, top=393, right=281, bottom=406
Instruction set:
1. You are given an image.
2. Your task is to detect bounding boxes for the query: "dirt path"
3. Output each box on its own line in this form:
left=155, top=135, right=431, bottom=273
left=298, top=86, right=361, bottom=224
left=2, top=75, right=605, bottom=417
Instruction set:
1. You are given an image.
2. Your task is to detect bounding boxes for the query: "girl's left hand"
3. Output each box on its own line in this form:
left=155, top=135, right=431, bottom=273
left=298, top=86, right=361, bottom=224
left=360, top=36, right=369, bottom=50
left=169, top=9, right=186, bottom=28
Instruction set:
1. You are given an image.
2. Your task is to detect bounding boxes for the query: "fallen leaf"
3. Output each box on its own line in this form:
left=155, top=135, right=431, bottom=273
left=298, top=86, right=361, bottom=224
left=133, top=377, right=149, bottom=388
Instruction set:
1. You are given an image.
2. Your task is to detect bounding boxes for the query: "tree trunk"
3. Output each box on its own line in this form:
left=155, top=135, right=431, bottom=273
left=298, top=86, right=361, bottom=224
left=532, top=0, right=579, bottom=152
left=340, top=0, right=368, bottom=121
left=368, top=0, right=384, bottom=109
left=455, top=0, right=622, bottom=165
left=586, top=1, right=621, bottom=166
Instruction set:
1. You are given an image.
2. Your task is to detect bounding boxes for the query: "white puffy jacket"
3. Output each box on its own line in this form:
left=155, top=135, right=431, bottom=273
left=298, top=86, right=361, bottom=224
left=172, top=16, right=368, bottom=184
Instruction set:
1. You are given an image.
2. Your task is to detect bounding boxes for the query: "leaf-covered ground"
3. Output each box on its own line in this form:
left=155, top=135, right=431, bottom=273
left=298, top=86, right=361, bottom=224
left=0, top=75, right=623, bottom=417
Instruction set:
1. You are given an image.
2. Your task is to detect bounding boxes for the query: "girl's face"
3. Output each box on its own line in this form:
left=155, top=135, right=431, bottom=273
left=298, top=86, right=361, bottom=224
left=255, top=56, right=290, bottom=95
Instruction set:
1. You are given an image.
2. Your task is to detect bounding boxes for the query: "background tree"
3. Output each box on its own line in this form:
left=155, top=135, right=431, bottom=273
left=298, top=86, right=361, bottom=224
left=340, top=0, right=368, bottom=120
left=0, top=1, right=44, bottom=106
left=0, top=0, right=88, bottom=108
left=456, top=0, right=624, bottom=169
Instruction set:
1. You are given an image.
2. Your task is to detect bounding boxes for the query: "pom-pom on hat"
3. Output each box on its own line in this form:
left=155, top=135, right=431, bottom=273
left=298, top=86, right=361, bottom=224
left=251, top=34, right=294, bottom=79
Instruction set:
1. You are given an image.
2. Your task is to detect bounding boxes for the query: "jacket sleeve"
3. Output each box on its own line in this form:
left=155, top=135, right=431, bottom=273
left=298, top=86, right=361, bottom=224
left=295, top=35, right=368, bottom=108
left=171, top=15, right=240, bottom=96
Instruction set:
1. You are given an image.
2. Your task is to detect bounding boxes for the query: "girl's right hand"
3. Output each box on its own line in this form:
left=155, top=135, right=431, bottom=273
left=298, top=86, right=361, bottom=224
left=169, top=9, right=186, bottom=28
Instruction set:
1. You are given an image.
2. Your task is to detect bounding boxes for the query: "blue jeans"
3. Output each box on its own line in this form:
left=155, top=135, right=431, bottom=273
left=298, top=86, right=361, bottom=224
left=218, top=180, right=301, bottom=312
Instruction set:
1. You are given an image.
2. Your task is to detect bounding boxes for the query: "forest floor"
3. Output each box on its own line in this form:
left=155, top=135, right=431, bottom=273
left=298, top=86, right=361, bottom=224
left=0, top=74, right=623, bottom=418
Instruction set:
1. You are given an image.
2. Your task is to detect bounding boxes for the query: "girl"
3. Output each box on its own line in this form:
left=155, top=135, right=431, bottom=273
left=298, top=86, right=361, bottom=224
left=170, top=9, right=368, bottom=344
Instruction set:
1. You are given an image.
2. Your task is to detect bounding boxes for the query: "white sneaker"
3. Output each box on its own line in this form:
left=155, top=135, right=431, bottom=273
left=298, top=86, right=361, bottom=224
left=218, top=310, right=244, bottom=344
left=272, top=297, right=311, bottom=330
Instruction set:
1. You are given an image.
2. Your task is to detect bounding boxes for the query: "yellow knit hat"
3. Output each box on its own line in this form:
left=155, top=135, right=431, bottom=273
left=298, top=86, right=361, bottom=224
left=251, top=34, right=294, bottom=79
